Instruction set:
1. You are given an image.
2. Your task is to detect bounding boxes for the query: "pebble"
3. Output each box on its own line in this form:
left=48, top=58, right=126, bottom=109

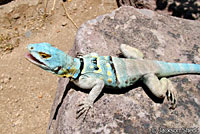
left=38, top=95, right=43, bottom=98
left=14, top=99, right=20, bottom=103
left=1, top=74, right=5, bottom=77
left=62, top=21, right=68, bottom=26
left=25, top=30, right=32, bottom=38
left=38, top=8, right=44, bottom=15
left=16, top=112, right=20, bottom=117
left=1, top=77, right=11, bottom=84
left=13, top=13, right=20, bottom=19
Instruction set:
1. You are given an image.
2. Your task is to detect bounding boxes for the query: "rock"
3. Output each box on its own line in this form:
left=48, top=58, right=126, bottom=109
left=47, top=6, right=200, bottom=134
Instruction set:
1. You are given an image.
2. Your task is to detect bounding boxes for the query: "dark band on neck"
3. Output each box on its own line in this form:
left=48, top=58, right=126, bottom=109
left=75, top=58, right=84, bottom=79
left=110, top=56, right=119, bottom=85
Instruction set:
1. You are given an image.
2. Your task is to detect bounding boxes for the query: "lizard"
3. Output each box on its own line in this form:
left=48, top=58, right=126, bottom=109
left=25, top=42, right=200, bottom=119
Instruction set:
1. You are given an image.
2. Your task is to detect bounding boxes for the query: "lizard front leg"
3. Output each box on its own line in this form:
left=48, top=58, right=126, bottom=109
left=142, top=73, right=177, bottom=109
left=73, top=75, right=104, bottom=119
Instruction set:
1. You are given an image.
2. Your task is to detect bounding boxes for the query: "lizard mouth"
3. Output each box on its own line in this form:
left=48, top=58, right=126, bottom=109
left=25, top=52, right=46, bottom=66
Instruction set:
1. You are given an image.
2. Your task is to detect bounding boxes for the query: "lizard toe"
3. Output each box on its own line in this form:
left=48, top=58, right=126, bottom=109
left=76, top=101, right=93, bottom=119
left=166, top=90, right=177, bottom=109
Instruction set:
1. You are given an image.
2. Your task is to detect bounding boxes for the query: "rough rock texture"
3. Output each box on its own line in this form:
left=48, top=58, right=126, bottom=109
left=47, top=6, right=200, bottom=134
left=116, top=0, right=155, bottom=9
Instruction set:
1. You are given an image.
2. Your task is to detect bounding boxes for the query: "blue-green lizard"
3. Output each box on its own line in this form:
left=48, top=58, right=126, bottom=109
left=25, top=43, right=200, bottom=118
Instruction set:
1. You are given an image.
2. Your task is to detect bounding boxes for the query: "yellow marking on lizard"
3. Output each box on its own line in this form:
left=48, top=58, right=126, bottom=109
left=95, top=68, right=102, bottom=73
left=92, top=55, right=97, bottom=58
left=59, top=68, right=77, bottom=78
left=62, top=68, right=67, bottom=72
left=69, top=68, right=77, bottom=75
left=65, top=73, right=73, bottom=78
left=104, top=56, right=109, bottom=60
left=59, top=73, right=72, bottom=78
left=106, top=63, right=110, bottom=68
left=107, top=71, right=112, bottom=76
left=90, top=65, right=94, bottom=69
left=107, top=78, right=112, bottom=83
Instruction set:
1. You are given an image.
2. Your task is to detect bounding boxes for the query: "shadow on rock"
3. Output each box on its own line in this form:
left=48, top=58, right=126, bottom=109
left=0, top=0, right=13, bottom=5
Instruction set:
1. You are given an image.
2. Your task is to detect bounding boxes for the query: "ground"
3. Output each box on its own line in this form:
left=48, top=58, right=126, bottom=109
left=0, top=0, right=117, bottom=133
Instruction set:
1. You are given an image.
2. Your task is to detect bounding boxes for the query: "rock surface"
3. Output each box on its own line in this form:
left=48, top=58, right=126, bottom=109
left=47, top=6, right=200, bottom=134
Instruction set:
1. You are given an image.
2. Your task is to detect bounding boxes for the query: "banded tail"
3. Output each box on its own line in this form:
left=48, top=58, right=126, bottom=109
left=154, top=61, right=200, bottom=77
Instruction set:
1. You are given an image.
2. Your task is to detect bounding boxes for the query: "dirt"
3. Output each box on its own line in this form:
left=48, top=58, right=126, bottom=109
left=0, top=0, right=117, bottom=133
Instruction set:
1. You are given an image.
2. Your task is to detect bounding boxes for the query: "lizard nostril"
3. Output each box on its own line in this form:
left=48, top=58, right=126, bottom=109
left=30, top=47, right=34, bottom=50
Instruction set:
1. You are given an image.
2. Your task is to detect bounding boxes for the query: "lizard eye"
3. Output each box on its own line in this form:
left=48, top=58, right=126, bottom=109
left=39, top=52, right=51, bottom=59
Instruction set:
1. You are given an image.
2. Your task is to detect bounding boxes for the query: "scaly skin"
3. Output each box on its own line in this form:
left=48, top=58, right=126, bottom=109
left=25, top=43, right=200, bottom=119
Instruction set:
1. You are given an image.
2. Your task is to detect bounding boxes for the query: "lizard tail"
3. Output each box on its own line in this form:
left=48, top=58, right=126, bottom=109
left=154, top=61, right=200, bottom=77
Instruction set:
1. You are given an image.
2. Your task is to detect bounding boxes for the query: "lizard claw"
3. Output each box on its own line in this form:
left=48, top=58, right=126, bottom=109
left=76, top=101, right=93, bottom=120
left=166, top=89, right=177, bottom=109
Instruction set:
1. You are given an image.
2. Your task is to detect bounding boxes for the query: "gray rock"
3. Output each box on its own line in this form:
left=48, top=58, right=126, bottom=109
left=47, top=6, right=200, bottom=134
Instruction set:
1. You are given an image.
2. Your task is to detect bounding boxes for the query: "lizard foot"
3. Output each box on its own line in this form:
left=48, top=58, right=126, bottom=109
left=76, top=101, right=93, bottom=120
left=143, top=75, right=177, bottom=109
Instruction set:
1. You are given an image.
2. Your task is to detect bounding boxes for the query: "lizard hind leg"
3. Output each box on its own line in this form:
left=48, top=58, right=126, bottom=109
left=142, top=73, right=177, bottom=109
left=120, top=44, right=144, bottom=59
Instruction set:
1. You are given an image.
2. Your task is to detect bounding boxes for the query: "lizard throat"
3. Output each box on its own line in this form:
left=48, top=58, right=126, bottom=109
left=59, top=58, right=83, bottom=79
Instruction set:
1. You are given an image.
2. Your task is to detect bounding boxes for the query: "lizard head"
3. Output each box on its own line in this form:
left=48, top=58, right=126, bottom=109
left=25, top=43, right=72, bottom=76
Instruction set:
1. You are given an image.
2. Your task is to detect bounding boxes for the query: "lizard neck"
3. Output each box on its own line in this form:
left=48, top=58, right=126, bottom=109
left=61, top=56, right=81, bottom=79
